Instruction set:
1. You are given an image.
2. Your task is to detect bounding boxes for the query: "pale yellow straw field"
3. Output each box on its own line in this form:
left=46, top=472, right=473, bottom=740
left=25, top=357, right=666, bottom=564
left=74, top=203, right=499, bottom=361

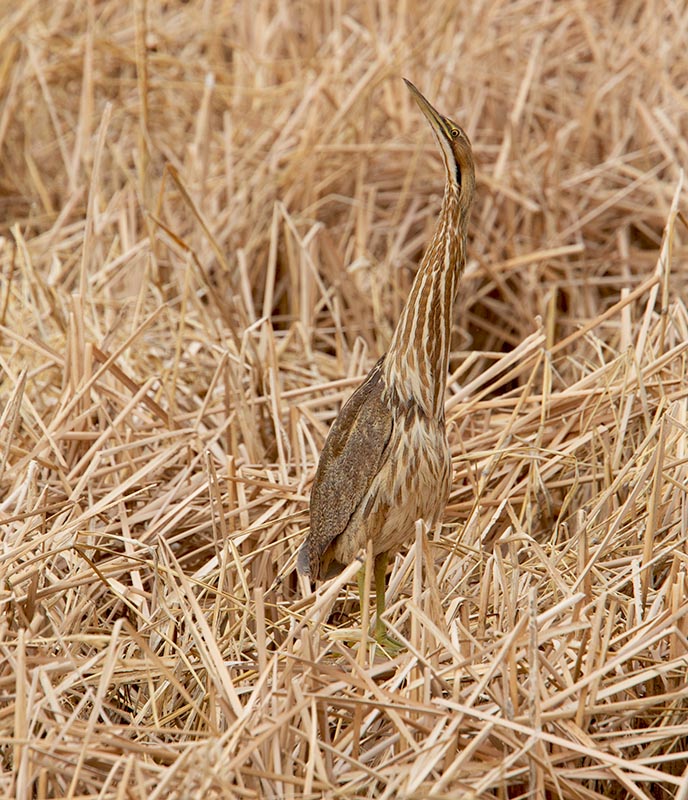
left=1, top=1, right=688, bottom=798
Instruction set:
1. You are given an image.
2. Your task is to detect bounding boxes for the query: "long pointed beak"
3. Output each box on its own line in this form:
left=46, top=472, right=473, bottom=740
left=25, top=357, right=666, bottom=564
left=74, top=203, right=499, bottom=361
left=403, top=79, right=451, bottom=141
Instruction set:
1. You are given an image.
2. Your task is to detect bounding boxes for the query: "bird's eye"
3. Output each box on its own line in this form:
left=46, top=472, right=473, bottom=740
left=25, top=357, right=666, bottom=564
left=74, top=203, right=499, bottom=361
left=451, top=129, right=460, bottom=138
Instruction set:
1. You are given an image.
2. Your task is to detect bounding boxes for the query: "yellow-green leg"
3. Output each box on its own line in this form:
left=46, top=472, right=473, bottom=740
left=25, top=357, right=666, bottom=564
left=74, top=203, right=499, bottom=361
left=357, top=552, right=405, bottom=653
left=373, top=552, right=404, bottom=653
left=373, top=551, right=388, bottom=642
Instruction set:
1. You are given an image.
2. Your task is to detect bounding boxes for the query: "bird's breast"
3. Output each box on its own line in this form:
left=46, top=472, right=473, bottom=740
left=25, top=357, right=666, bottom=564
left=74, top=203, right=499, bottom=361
left=370, top=408, right=452, bottom=555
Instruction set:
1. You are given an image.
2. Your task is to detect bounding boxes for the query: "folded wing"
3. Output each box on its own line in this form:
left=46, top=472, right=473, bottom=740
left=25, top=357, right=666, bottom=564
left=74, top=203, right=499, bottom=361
left=298, top=357, right=394, bottom=579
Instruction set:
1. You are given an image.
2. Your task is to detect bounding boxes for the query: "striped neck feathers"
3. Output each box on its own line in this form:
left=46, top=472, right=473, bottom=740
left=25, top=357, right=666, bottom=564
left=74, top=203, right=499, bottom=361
left=383, top=187, right=467, bottom=419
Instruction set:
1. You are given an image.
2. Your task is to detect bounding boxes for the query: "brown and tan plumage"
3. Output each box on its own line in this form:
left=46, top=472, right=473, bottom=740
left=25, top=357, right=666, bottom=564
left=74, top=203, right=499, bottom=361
left=298, top=79, right=476, bottom=646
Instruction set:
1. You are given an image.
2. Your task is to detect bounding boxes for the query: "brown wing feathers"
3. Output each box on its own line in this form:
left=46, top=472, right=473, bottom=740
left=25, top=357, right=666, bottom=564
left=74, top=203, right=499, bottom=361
left=297, top=358, right=393, bottom=579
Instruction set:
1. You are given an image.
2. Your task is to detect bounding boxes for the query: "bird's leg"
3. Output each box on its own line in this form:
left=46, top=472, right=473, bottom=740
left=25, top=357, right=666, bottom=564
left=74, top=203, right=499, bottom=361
left=373, top=551, right=388, bottom=641
left=355, top=543, right=373, bottom=651
left=373, top=552, right=404, bottom=653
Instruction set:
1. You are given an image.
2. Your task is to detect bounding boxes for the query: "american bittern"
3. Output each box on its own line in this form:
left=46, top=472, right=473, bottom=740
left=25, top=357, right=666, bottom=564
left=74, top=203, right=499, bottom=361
left=297, top=79, right=475, bottom=646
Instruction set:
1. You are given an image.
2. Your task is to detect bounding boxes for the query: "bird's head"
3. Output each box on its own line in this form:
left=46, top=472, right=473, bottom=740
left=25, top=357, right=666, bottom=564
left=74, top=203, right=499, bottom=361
left=403, top=78, right=475, bottom=209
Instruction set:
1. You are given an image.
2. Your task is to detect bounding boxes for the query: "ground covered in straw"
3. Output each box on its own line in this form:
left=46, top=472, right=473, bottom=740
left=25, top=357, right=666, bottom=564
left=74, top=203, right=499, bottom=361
left=2, top=1, right=688, bottom=798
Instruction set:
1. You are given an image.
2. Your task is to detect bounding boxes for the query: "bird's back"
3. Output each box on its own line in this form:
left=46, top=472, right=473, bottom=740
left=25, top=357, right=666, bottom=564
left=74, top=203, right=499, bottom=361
left=298, top=358, right=393, bottom=580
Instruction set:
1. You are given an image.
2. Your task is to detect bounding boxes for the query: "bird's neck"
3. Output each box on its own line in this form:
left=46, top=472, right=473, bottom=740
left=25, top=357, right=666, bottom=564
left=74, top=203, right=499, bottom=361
left=383, top=188, right=467, bottom=420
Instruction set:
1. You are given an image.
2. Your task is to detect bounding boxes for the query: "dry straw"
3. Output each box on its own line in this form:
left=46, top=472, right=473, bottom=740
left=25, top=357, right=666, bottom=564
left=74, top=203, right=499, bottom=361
left=1, top=1, right=688, bottom=798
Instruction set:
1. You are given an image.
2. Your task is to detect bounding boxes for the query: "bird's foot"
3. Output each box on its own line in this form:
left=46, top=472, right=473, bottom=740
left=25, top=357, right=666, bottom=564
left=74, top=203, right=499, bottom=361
left=374, top=633, right=405, bottom=656
left=373, top=621, right=405, bottom=656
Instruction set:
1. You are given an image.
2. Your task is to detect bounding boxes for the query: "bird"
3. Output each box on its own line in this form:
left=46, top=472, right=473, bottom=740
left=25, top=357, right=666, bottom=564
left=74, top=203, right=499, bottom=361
left=297, top=78, right=476, bottom=649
